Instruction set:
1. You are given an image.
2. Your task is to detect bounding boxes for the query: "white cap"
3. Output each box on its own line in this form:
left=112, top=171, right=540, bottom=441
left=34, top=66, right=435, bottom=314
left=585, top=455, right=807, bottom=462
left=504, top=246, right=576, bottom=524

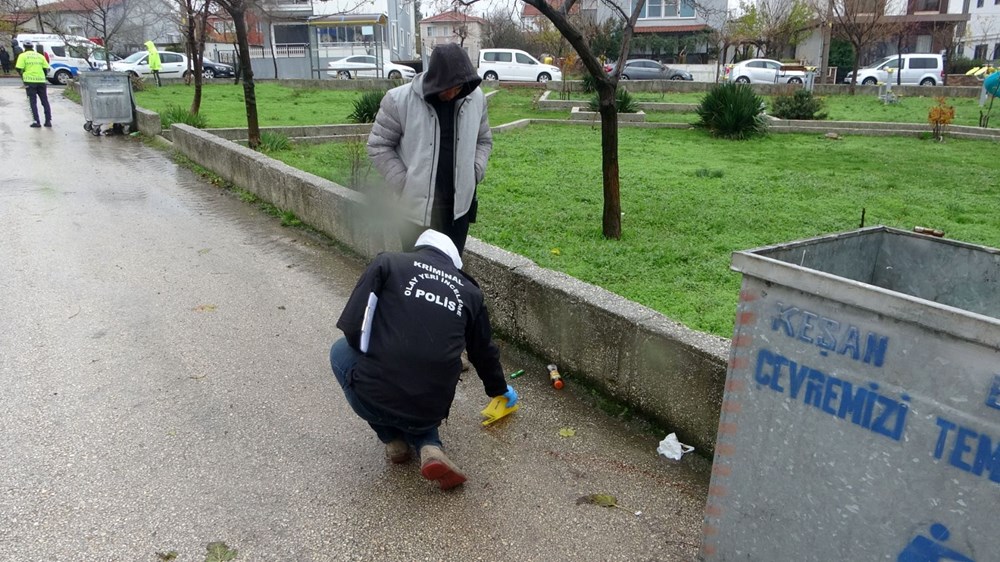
left=414, top=229, right=462, bottom=269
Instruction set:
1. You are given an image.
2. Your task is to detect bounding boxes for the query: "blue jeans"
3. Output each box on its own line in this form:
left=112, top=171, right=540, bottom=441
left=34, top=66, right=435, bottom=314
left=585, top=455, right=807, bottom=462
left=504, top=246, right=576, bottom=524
left=329, top=338, right=442, bottom=450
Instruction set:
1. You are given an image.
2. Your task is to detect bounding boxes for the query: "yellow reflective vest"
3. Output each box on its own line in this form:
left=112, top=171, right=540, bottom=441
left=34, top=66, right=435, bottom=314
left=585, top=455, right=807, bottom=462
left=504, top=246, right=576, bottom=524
left=15, top=50, right=49, bottom=84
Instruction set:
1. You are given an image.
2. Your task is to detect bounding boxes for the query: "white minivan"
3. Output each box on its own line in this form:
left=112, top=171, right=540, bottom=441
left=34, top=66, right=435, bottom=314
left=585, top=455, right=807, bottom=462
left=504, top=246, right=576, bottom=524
left=14, top=33, right=100, bottom=85
left=844, top=53, right=945, bottom=86
left=478, top=49, right=562, bottom=83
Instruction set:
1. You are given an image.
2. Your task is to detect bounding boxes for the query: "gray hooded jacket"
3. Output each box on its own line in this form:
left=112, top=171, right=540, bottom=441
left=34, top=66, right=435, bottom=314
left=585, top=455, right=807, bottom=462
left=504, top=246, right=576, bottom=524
left=366, top=44, right=492, bottom=226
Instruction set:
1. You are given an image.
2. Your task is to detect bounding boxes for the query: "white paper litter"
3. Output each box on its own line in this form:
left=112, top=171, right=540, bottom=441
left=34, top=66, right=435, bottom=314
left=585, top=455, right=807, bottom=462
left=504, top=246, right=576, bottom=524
left=656, top=433, right=694, bottom=460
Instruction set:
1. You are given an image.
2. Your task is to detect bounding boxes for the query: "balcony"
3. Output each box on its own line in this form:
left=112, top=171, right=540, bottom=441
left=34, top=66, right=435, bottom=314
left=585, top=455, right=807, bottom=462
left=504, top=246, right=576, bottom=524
left=261, top=0, right=313, bottom=14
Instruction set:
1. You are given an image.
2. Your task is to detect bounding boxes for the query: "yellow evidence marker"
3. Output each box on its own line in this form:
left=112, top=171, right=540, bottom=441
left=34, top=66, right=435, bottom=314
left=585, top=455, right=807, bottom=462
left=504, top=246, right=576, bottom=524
left=481, top=395, right=519, bottom=426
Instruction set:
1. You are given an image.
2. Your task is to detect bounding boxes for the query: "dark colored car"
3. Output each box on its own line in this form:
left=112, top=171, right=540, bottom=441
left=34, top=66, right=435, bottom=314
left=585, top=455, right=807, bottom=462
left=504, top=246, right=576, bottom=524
left=201, top=58, right=235, bottom=79
left=603, top=59, right=693, bottom=81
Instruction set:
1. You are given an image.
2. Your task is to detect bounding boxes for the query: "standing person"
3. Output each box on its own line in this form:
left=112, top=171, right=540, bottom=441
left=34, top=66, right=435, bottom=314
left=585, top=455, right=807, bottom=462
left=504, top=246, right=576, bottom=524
left=329, top=229, right=517, bottom=490
left=367, top=43, right=493, bottom=255
left=11, top=41, right=23, bottom=65
left=144, top=41, right=161, bottom=86
left=14, top=44, right=52, bottom=128
left=0, top=46, right=11, bottom=75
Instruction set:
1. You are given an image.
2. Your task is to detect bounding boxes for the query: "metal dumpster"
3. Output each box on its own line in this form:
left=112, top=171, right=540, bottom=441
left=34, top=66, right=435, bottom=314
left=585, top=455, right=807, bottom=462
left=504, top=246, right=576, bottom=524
left=703, top=226, right=1000, bottom=561
left=79, top=71, right=134, bottom=136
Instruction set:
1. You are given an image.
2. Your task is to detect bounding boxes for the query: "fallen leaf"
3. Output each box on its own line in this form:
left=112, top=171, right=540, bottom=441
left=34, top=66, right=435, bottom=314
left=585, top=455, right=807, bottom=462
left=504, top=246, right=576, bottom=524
left=156, top=552, right=178, bottom=562
left=577, top=493, right=617, bottom=507
left=559, top=427, right=576, bottom=438
left=205, top=541, right=238, bottom=562
left=198, top=248, right=211, bottom=255
left=550, top=248, right=561, bottom=256
left=193, top=304, right=217, bottom=312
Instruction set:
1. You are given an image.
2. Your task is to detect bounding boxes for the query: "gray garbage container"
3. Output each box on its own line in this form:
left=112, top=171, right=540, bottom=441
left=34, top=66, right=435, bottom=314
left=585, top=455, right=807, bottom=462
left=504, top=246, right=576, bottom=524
left=703, top=226, right=1000, bottom=561
left=79, top=71, right=134, bottom=136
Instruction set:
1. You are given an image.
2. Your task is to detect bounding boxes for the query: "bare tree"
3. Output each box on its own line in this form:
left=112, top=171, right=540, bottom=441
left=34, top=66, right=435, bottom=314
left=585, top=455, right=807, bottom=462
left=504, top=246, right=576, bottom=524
left=74, top=0, right=134, bottom=69
left=461, top=0, right=646, bottom=240
left=214, top=0, right=261, bottom=148
left=481, top=5, right=530, bottom=50
left=177, top=0, right=213, bottom=112
left=0, top=0, right=35, bottom=37
left=832, top=0, right=900, bottom=94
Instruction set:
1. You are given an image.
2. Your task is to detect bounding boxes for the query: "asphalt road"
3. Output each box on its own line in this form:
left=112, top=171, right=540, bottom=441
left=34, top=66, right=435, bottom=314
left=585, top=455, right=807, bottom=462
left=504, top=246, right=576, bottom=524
left=0, top=79, right=710, bottom=562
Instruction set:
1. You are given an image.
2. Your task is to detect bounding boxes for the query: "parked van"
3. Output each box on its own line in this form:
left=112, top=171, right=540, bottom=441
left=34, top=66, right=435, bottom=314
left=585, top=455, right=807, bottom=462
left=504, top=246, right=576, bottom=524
left=844, top=53, right=945, bottom=86
left=14, top=33, right=101, bottom=85
left=478, top=49, right=562, bottom=83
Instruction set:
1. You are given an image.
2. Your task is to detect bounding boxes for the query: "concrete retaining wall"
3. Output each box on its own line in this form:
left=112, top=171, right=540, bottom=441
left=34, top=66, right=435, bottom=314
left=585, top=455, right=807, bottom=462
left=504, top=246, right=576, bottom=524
left=768, top=117, right=1000, bottom=141
left=546, top=79, right=984, bottom=98
left=167, top=122, right=731, bottom=455
left=538, top=90, right=697, bottom=112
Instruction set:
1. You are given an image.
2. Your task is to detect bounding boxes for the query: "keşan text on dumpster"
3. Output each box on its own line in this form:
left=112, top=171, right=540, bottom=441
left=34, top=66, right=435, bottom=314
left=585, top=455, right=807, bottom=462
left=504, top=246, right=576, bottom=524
left=749, top=301, right=1000, bottom=487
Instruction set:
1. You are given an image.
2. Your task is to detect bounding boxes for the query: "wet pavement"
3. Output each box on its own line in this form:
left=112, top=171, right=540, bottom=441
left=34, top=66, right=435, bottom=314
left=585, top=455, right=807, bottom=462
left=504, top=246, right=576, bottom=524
left=0, top=81, right=710, bottom=561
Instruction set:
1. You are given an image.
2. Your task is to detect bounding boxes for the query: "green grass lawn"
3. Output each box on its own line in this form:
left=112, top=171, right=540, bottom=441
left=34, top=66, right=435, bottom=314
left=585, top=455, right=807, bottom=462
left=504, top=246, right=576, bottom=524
left=133, top=83, right=1000, bottom=337
left=267, top=125, right=1000, bottom=338
left=134, top=83, right=999, bottom=129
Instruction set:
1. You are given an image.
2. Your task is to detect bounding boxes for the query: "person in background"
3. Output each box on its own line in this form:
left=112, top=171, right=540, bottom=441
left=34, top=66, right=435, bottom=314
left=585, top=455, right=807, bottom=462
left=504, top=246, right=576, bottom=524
left=367, top=43, right=492, bottom=255
left=14, top=43, right=51, bottom=128
left=0, top=46, right=11, bottom=74
left=144, top=41, right=161, bottom=86
left=329, top=229, right=517, bottom=490
left=34, top=44, right=49, bottom=62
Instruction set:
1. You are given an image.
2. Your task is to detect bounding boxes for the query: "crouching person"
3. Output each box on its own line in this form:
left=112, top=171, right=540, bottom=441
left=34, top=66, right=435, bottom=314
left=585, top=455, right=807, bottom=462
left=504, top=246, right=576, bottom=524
left=329, top=229, right=517, bottom=490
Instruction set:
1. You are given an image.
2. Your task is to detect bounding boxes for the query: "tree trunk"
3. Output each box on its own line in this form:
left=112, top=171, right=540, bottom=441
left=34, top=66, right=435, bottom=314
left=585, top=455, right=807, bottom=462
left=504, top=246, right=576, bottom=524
left=596, top=82, right=621, bottom=240
left=849, top=47, right=861, bottom=95
left=232, top=11, right=261, bottom=149
left=186, top=6, right=202, bottom=114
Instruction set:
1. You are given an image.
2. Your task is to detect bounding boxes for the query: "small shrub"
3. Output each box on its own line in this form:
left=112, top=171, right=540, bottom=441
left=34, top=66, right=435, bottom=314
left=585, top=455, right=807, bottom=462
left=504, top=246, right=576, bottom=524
left=695, top=168, right=725, bottom=178
left=258, top=131, right=290, bottom=153
left=581, top=73, right=598, bottom=93
left=695, top=83, right=768, bottom=140
left=770, top=90, right=828, bottom=120
left=587, top=87, right=639, bottom=113
left=160, top=105, right=208, bottom=129
left=348, top=90, right=386, bottom=123
left=928, top=97, right=955, bottom=142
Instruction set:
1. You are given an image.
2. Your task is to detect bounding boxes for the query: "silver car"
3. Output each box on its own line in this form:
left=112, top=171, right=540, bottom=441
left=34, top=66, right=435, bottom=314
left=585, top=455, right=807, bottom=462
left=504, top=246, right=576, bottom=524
left=605, top=59, right=693, bottom=81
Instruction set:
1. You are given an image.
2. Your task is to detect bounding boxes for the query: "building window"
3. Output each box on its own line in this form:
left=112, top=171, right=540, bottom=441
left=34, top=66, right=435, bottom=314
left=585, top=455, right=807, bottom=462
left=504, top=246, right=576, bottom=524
left=391, top=23, right=398, bottom=48
left=427, top=26, right=434, bottom=37
left=633, top=0, right=695, bottom=17
left=913, top=0, right=941, bottom=11
left=973, top=44, right=988, bottom=59
left=993, top=43, right=1000, bottom=60
left=976, top=0, right=984, bottom=7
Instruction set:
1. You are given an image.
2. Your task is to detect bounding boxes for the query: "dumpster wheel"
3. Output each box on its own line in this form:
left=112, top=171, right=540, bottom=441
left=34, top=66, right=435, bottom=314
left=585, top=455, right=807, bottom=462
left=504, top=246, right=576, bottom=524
left=84, top=121, right=92, bottom=132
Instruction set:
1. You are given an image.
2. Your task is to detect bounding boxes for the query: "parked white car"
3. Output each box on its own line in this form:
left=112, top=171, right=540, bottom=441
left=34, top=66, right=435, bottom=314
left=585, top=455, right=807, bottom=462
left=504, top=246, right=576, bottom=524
left=326, top=55, right=416, bottom=80
left=844, top=54, right=944, bottom=86
left=112, top=50, right=189, bottom=79
left=478, top=48, right=562, bottom=83
left=725, top=58, right=806, bottom=84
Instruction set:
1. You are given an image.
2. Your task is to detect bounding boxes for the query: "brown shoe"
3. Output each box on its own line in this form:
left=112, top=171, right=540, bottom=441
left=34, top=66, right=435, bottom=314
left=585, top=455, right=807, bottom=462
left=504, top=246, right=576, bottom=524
left=419, top=445, right=467, bottom=490
left=386, top=439, right=410, bottom=463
